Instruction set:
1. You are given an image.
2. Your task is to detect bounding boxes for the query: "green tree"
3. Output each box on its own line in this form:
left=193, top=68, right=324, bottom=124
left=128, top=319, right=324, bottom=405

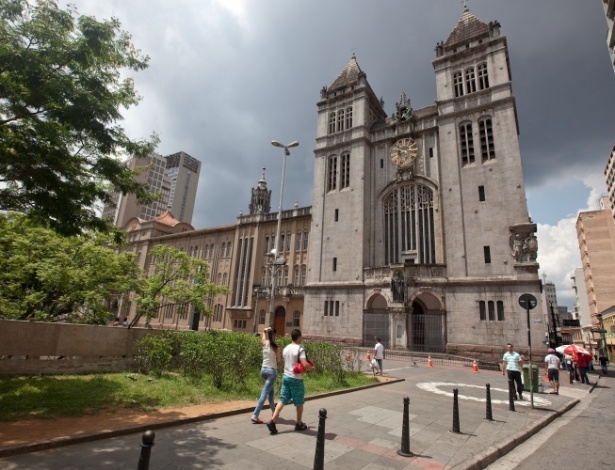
left=132, top=245, right=228, bottom=327
left=0, top=0, right=158, bottom=235
left=0, top=212, right=143, bottom=322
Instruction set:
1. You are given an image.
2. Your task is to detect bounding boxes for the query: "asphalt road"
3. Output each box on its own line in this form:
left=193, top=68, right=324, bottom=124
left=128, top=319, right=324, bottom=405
left=486, top=372, right=614, bottom=470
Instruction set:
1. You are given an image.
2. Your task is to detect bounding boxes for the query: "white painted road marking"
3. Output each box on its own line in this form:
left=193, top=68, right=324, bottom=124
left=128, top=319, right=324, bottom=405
left=416, top=382, right=552, bottom=407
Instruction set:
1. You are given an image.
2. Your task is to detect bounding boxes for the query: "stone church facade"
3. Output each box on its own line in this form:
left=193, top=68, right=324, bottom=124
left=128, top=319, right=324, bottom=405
left=303, top=8, right=543, bottom=358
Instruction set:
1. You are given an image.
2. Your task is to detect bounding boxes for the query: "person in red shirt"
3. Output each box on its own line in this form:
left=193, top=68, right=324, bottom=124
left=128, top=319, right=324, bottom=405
left=575, top=353, right=590, bottom=385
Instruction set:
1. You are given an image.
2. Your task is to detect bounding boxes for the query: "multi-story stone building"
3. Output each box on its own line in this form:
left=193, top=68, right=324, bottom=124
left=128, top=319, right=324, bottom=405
left=603, top=0, right=615, bottom=73
left=120, top=7, right=545, bottom=360
left=303, top=7, right=543, bottom=358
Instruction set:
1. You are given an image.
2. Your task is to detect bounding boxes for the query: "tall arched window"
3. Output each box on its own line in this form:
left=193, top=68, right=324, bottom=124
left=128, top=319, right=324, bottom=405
left=327, top=155, right=337, bottom=192
left=328, top=112, right=336, bottom=134
left=383, top=184, right=435, bottom=264
left=340, top=153, right=350, bottom=189
left=453, top=71, right=464, bottom=97
left=477, top=62, right=489, bottom=90
left=337, top=109, right=345, bottom=132
left=465, top=67, right=476, bottom=93
left=459, top=122, right=475, bottom=165
left=479, top=118, right=495, bottom=162
left=345, top=106, right=353, bottom=129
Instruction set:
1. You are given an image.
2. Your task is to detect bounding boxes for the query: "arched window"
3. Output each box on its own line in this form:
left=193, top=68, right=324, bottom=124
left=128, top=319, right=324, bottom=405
left=465, top=67, right=476, bottom=94
left=340, top=153, right=350, bottom=189
left=302, top=231, right=308, bottom=250
left=459, top=122, right=475, bottom=165
left=479, top=118, right=495, bottom=162
left=477, top=62, right=489, bottom=90
left=327, top=155, right=337, bottom=192
left=293, top=310, right=301, bottom=327
left=294, top=265, right=300, bottom=284
left=226, top=242, right=232, bottom=257
left=328, top=112, right=336, bottom=134
left=337, top=109, right=345, bottom=132
left=345, top=106, right=353, bottom=129
left=384, top=184, right=435, bottom=264
left=300, top=265, right=307, bottom=286
left=453, top=71, right=464, bottom=97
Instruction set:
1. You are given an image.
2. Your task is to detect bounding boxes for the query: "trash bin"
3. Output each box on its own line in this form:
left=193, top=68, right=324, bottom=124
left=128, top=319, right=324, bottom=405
left=522, top=364, right=539, bottom=392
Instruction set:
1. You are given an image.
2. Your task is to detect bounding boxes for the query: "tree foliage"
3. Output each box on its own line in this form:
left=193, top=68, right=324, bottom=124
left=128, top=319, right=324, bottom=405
left=0, top=212, right=142, bottom=322
left=0, top=0, right=158, bottom=235
left=132, top=245, right=229, bottom=326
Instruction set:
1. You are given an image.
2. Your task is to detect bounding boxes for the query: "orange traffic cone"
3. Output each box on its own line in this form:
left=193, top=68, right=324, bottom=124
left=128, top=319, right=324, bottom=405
left=472, top=360, right=479, bottom=373
left=427, top=355, right=433, bottom=368
left=366, top=352, right=371, bottom=361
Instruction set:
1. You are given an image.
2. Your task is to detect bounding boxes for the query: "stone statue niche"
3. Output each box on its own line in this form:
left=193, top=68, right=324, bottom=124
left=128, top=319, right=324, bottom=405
left=391, top=271, right=406, bottom=304
left=509, top=230, right=538, bottom=263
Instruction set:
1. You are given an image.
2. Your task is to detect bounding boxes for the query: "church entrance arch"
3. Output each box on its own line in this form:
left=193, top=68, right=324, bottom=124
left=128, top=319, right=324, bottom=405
left=408, top=294, right=446, bottom=353
left=274, top=306, right=286, bottom=336
left=363, top=294, right=389, bottom=348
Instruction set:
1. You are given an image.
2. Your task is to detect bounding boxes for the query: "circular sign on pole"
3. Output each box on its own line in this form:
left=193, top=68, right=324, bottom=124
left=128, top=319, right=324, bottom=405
left=518, top=293, right=537, bottom=310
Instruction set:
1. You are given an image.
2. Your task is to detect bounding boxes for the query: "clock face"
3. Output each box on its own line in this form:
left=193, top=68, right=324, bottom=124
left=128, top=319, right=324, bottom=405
left=391, top=138, right=418, bottom=167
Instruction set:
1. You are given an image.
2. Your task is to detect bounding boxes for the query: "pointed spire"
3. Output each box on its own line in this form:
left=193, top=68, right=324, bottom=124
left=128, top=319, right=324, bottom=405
left=329, top=55, right=364, bottom=91
left=444, top=6, right=490, bottom=48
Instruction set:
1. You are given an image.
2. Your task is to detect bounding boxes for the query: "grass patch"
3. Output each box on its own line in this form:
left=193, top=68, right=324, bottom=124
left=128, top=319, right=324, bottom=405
left=0, top=371, right=377, bottom=422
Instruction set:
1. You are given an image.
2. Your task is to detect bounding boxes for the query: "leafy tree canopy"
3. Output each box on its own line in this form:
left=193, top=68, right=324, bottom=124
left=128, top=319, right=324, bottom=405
left=132, top=245, right=229, bottom=327
left=0, top=0, right=158, bottom=235
left=0, top=212, right=143, bottom=323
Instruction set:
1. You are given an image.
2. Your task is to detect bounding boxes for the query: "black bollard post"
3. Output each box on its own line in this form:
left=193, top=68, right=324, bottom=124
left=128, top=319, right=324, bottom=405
left=137, top=430, right=155, bottom=470
left=397, top=396, right=415, bottom=457
left=508, top=382, right=516, bottom=412
left=451, top=388, right=460, bottom=433
left=485, top=383, right=493, bottom=421
left=313, top=408, right=327, bottom=470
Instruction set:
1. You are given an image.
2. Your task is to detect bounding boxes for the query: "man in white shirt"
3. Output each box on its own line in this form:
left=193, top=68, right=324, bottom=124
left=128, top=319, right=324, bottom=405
left=373, top=338, right=384, bottom=375
left=544, top=348, right=561, bottom=394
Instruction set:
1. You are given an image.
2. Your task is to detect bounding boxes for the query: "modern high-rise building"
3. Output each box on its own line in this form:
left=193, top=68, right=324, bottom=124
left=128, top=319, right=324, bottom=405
left=604, top=143, right=615, bottom=218
left=103, top=151, right=200, bottom=227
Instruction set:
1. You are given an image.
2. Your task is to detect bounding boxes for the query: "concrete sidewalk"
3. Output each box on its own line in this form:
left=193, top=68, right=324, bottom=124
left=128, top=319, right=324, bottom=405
left=0, top=359, right=598, bottom=469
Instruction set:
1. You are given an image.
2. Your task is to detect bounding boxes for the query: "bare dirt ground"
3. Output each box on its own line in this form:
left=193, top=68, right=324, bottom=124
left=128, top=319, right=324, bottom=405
left=0, top=400, right=254, bottom=449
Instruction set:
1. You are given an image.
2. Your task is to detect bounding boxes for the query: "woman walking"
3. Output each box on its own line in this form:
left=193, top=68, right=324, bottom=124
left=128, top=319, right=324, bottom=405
left=251, top=327, right=281, bottom=424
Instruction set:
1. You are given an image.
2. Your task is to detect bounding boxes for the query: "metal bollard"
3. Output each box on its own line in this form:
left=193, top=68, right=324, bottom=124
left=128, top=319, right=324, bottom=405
left=451, top=388, right=460, bottom=433
left=485, top=383, right=493, bottom=421
left=397, top=396, right=415, bottom=457
left=508, top=382, right=516, bottom=412
left=313, top=408, right=327, bottom=470
left=137, top=430, right=155, bottom=470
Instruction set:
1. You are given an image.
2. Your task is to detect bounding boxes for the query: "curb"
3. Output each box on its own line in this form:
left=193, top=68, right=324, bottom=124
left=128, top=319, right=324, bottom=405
left=0, top=376, right=404, bottom=458
left=457, top=379, right=597, bottom=470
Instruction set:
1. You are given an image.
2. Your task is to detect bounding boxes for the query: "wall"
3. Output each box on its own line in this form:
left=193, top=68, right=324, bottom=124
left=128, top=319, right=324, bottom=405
left=0, top=320, right=162, bottom=375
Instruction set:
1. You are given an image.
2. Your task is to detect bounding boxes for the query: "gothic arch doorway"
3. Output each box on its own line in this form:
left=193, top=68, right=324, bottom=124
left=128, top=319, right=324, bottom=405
left=274, top=306, right=286, bottom=336
left=408, top=294, right=446, bottom=353
left=363, top=294, right=389, bottom=348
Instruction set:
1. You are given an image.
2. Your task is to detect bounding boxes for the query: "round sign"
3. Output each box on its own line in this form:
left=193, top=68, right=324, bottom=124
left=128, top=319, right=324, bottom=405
left=518, top=293, right=538, bottom=310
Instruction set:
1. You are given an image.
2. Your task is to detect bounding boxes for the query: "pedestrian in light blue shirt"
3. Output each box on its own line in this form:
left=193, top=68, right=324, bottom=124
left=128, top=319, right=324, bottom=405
left=502, top=343, right=524, bottom=400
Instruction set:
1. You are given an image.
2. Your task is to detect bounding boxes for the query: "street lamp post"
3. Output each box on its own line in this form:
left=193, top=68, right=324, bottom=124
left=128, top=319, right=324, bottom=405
left=269, top=140, right=299, bottom=328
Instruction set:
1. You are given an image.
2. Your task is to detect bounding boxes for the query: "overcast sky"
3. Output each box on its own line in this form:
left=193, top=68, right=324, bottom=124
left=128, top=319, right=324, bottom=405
left=64, top=0, right=615, bottom=309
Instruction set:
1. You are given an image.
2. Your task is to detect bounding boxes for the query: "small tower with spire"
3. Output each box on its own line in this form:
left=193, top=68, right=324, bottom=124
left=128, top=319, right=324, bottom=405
left=249, top=168, right=271, bottom=215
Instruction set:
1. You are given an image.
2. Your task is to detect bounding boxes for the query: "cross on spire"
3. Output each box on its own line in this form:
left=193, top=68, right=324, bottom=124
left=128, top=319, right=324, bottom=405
left=462, top=0, right=468, bottom=10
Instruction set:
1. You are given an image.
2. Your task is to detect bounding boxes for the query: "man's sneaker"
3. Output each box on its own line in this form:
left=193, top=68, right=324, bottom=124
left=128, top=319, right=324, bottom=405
left=266, top=420, right=278, bottom=435
left=294, top=422, right=308, bottom=431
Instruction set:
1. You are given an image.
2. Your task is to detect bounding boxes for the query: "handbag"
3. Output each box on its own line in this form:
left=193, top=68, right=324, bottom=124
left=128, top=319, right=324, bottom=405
left=293, top=348, right=313, bottom=374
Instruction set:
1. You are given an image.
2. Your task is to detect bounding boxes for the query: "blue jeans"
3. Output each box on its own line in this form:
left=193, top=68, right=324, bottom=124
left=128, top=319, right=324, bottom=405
left=252, top=367, right=277, bottom=419
left=579, top=367, right=589, bottom=384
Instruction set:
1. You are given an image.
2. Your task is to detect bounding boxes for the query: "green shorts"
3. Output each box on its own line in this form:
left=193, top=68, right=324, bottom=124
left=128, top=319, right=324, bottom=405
left=279, top=375, right=305, bottom=407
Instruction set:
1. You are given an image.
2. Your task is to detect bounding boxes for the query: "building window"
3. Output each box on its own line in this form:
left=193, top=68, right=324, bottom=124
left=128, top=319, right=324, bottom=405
left=478, top=185, right=485, bottom=202
left=293, top=265, right=299, bottom=284
left=460, top=122, right=475, bottom=165
left=329, top=112, right=336, bottom=134
left=285, top=232, right=291, bottom=252
left=226, top=242, right=232, bottom=257
left=259, top=309, right=266, bottom=324
left=465, top=67, right=476, bottom=94
left=302, top=231, right=308, bottom=250
left=497, top=301, right=505, bottom=321
left=429, top=147, right=433, bottom=158
left=282, top=266, right=288, bottom=286
left=233, top=320, right=247, bottom=329
left=383, top=184, right=436, bottom=264
left=484, top=246, right=491, bottom=264
left=324, top=300, right=340, bottom=317
left=340, top=153, right=350, bottom=189
left=263, top=237, right=269, bottom=255
left=345, top=106, right=353, bottom=129
left=327, top=156, right=337, bottom=192
left=488, top=301, right=495, bottom=321
left=479, top=118, right=495, bottom=162
left=300, top=265, right=306, bottom=286
left=293, top=310, right=301, bottom=327
left=337, top=109, right=345, bottom=132
left=334, top=209, right=339, bottom=222
left=332, top=257, right=337, bottom=272
left=479, top=301, right=486, bottom=321
left=477, top=62, right=489, bottom=90
left=295, top=232, right=302, bottom=251
left=453, top=71, right=464, bottom=97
